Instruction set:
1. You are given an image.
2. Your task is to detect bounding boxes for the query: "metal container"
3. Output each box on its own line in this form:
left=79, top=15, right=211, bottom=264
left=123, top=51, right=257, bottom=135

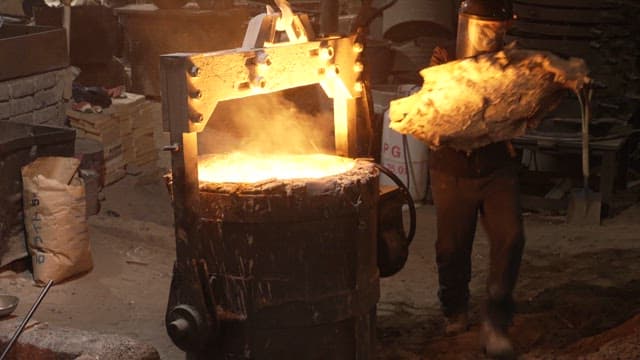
left=75, top=138, right=105, bottom=217
left=166, top=159, right=380, bottom=358
left=160, top=18, right=386, bottom=356
left=0, top=295, right=19, bottom=318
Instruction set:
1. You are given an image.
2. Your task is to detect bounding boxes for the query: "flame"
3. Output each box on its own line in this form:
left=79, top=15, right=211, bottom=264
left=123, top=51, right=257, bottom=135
left=198, top=152, right=355, bottom=184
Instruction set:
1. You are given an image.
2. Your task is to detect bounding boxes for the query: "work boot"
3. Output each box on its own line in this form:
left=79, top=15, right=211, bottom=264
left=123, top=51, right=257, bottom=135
left=444, top=312, right=469, bottom=336
left=482, top=322, right=515, bottom=359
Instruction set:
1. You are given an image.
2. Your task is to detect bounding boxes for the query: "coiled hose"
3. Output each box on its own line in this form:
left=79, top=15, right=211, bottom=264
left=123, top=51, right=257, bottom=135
left=373, top=163, right=417, bottom=247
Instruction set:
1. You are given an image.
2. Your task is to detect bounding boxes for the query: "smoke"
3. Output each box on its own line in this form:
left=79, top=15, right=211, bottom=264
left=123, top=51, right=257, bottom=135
left=198, top=87, right=335, bottom=155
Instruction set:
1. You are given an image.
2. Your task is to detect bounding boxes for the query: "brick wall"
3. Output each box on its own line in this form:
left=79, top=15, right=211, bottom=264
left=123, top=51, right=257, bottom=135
left=0, top=68, right=71, bottom=127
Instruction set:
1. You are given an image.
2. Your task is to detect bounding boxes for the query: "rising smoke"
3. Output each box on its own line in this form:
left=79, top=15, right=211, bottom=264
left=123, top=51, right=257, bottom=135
left=198, top=86, right=335, bottom=156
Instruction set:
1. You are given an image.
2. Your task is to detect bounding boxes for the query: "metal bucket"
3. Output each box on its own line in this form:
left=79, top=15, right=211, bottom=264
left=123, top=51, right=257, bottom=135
left=168, top=160, right=381, bottom=359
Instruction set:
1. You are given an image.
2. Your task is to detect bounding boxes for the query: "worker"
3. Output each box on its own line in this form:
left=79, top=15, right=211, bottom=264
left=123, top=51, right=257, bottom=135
left=428, top=0, right=524, bottom=358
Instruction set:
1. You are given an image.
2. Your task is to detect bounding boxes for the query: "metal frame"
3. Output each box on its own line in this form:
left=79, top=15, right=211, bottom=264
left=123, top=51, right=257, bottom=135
left=161, top=34, right=364, bottom=154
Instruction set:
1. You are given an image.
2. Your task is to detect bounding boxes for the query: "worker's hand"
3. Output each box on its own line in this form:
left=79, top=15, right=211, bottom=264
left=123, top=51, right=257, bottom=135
left=430, top=46, right=450, bottom=67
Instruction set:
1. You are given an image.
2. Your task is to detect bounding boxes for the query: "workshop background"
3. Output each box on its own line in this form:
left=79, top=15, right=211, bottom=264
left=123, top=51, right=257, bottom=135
left=1, top=0, right=640, bottom=359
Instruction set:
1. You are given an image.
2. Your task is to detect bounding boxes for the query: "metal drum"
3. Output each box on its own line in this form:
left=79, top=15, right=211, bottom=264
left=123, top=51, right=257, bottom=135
left=168, top=159, right=380, bottom=359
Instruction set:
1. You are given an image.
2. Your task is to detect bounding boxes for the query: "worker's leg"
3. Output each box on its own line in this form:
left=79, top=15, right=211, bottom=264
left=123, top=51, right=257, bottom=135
left=479, top=167, right=525, bottom=331
left=430, top=170, right=481, bottom=317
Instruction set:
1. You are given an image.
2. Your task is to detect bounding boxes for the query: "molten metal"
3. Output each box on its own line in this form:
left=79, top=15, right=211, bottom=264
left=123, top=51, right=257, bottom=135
left=198, top=153, right=356, bottom=183
left=388, top=44, right=589, bottom=151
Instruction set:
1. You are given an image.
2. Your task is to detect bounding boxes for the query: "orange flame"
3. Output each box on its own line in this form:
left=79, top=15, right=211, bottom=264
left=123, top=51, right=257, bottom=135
left=198, top=152, right=355, bottom=184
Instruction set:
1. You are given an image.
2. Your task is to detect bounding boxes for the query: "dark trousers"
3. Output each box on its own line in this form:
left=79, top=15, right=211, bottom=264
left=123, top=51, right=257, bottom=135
left=430, top=166, right=525, bottom=330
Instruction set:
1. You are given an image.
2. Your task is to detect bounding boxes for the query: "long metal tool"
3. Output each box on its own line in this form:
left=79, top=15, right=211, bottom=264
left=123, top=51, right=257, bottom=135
left=567, top=82, right=602, bottom=225
left=0, top=280, right=54, bottom=360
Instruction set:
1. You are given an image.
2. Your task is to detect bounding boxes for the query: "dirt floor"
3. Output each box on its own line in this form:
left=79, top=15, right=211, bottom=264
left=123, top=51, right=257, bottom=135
left=1, top=167, right=640, bottom=359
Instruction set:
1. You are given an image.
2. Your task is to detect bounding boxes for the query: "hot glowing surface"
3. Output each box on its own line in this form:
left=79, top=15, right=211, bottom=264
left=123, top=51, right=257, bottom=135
left=198, top=153, right=356, bottom=183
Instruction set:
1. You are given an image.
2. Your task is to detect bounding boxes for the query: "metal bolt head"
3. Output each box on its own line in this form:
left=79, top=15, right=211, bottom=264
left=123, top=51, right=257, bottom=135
left=353, top=43, right=364, bottom=54
left=320, top=46, right=334, bottom=60
left=256, top=52, right=271, bottom=65
left=191, top=113, right=204, bottom=123
left=354, top=82, right=363, bottom=93
left=189, top=66, right=200, bottom=77
left=353, top=62, right=364, bottom=73
left=190, top=90, right=202, bottom=99
left=251, top=76, right=267, bottom=89
left=162, top=144, right=180, bottom=152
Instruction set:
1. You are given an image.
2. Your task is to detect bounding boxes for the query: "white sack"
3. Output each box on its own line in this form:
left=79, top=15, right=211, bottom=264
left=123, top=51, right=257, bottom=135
left=22, top=157, right=93, bottom=285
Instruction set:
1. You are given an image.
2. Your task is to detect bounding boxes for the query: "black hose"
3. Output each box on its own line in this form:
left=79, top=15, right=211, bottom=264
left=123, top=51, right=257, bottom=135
left=374, top=163, right=417, bottom=246
left=402, top=135, right=411, bottom=191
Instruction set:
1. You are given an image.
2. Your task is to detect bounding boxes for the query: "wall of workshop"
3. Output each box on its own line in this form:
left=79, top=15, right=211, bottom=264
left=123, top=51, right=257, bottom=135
left=0, top=69, right=70, bottom=127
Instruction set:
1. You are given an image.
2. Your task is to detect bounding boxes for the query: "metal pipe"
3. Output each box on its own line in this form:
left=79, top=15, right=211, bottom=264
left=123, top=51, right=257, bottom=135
left=63, top=4, right=70, bottom=56
left=319, top=0, right=339, bottom=35
left=0, top=280, right=54, bottom=360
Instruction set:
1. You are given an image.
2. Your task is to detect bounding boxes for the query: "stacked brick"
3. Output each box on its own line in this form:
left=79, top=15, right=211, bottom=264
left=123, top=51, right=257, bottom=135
left=68, top=110, right=126, bottom=185
left=0, top=69, right=69, bottom=126
left=67, top=92, right=159, bottom=185
left=110, top=93, right=159, bottom=169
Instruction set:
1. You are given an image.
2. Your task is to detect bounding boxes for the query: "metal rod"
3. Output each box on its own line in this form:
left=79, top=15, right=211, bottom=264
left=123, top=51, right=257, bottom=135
left=0, top=280, right=54, bottom=360
left=63, top=5, right=71, bottom=56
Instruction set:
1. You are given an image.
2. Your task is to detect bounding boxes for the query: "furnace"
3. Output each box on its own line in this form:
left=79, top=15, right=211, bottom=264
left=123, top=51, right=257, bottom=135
left=160, top=2, right=385, bottom=358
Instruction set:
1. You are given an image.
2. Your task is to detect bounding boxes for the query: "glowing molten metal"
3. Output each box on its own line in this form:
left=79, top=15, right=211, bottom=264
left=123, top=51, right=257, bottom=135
left=388, top=44, right=589, bottom=151
left=198, top=153, right=356, bottom=184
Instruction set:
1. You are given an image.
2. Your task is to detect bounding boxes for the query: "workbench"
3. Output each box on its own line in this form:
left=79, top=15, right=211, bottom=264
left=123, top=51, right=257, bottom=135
left=512, top=133, right=631, bottom=213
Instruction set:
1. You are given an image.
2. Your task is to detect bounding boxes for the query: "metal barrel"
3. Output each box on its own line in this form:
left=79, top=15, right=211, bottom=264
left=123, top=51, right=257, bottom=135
left=186, top=160, right=380, bottom=359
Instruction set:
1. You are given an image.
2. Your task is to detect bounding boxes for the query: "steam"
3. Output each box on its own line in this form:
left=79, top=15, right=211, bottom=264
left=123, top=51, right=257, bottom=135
left=198, top=88, right=334, bottom=156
